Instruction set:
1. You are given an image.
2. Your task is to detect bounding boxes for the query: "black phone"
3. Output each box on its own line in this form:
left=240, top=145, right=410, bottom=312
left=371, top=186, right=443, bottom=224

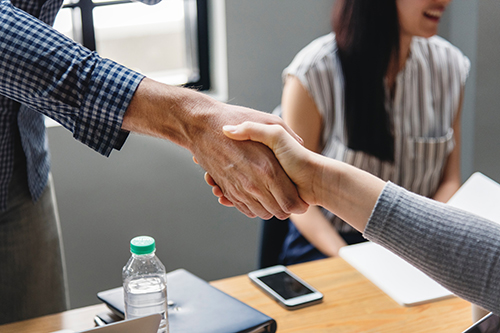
left=462, top=313, right=500, bottom=333
left=248, top=265, right=323, bottom=310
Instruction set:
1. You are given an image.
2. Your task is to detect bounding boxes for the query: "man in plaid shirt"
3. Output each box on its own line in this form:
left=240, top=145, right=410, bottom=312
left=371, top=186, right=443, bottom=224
left=0, top=0, right=307, bottom=324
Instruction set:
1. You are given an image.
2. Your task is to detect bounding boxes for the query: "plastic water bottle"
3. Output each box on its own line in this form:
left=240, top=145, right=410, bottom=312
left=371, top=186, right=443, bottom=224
left=122, top=236, right=168, bottom=333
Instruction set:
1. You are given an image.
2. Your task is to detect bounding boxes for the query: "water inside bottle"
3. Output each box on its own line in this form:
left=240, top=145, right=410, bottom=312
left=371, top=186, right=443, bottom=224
left=124, top=276, right=168, bottom=332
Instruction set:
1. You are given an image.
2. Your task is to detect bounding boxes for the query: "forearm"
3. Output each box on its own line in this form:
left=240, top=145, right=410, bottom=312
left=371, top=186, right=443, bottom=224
left=432, top=177, right=461, bottom=203
left=316, top=157, right=500, bottom=312
left=222, top=121, right=500, bottom=314
left=365, top=182, right=500, bottom=315
left=125, top=83, right=308, bottom=219
left=313, top=156, right=386, bottom=232
left=291, top=207, right=347, bottom=257
left=432, top=144, right=461, bottom=203
left=122, top=78, right=218, bottom=151
left=433, top=94, right=462, bottom=203
left=0, top=0, right=142, bottom=156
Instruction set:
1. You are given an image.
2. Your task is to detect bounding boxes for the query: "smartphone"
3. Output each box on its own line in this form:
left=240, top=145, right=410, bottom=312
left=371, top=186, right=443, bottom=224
left=248, top=265, right=323, bottom=310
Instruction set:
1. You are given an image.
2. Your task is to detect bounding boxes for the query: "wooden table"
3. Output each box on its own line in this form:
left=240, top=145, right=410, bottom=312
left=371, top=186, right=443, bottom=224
left=0, top=257, right=473, bottom=333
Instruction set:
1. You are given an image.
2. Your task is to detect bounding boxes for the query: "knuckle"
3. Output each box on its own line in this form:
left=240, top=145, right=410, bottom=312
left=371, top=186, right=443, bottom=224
left=245, top=183, right=260, bottom=195
left=246, top=212, right=257, bottom=218
left=281, top=197, right=304, bottom=214
left=268, top=114, right=283, bottom=125
left=260, top=212, right=273, bottom=220
left=233, top=202, right=251, bottom=217
left=274, top=212, right=291, bottom=220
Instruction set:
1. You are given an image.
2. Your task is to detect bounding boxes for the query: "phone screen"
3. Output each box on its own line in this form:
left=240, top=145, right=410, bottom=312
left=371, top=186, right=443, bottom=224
left=463, top=314, right=500, bottom=333
left=257, top=271, right=315, bottom=300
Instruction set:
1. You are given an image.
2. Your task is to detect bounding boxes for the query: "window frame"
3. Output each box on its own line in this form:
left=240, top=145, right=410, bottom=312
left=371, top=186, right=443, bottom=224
left=61, top=0, right=210, bottom=90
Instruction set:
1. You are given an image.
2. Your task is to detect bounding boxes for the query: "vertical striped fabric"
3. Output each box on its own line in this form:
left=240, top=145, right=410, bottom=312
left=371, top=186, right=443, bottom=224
left=283, top=33, right=470, bottom=232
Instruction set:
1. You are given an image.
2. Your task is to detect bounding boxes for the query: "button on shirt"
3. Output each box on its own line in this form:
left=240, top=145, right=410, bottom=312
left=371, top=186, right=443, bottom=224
left=0, top=0, right=158, bottom=210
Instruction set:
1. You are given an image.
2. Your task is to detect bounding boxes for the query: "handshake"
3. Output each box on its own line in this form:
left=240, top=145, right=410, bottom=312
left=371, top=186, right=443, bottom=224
left=126, top=79, right=500, bottom=318
left=202, top=121, right=385, bottom=233
left=124, top=78, right=383, bottom=229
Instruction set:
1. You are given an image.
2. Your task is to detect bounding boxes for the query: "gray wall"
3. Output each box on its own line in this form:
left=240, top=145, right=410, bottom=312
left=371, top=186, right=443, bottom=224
left=48, top=0, right=334, bottom=309
left=475, top=1, right=500, bottom=181
left=225, top=0, right=334, bottom=112
left=48, top=129, right=258, bottom=308
left=48, top=0, right=500, bottom=310
left=439, top=0, right=500, bottom=184
left=438, top=0, right=479, bottom=181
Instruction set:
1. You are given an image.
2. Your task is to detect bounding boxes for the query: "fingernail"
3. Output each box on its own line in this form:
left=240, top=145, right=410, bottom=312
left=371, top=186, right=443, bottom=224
left=223, top=125, right=237, bottom=133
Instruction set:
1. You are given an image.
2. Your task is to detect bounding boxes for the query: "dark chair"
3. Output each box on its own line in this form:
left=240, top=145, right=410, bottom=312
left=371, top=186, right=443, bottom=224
left=258, top=216, right=289, bottom=268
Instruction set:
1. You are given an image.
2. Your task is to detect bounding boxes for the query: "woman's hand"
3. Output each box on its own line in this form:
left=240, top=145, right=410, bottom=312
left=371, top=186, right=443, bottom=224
left=219, top=121, right=321, bottom=206
left=212, top=121, right=386, bottom=232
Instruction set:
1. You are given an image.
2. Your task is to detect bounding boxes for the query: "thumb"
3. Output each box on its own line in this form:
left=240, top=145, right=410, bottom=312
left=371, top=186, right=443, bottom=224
left=223, top=121, right=315, bottom=205
left=222, top=122, right=284, bottom=151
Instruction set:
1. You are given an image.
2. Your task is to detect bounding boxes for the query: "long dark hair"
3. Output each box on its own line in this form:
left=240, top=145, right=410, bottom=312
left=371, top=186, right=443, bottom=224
left=333, top=0, right=400, bottom=162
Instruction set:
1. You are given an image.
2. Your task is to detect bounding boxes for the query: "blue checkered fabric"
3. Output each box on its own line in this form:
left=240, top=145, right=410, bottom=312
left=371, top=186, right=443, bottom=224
left=0, top=0, right=151, bottom=209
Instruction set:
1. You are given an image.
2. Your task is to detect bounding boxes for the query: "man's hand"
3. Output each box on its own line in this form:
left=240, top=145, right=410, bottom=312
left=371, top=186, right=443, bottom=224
left=218, top=122, right=319, bottom=206
left=221, top=121, right=386, bottom=232
left=122, top=78, right=308, bottom=219
left=188, top=102, right=309, bottom=219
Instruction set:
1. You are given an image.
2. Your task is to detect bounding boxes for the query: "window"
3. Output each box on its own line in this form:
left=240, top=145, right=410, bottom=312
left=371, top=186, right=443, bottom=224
left=53, top=0, right=210, bottom=90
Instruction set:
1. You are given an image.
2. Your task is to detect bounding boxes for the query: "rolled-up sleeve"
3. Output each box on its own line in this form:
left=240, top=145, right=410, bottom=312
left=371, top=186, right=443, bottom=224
left=0, top=0, right=144, bottom=156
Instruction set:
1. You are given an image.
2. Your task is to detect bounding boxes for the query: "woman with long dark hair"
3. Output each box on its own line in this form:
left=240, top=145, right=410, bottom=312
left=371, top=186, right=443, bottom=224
left=278, top=0, right=469, bottom=264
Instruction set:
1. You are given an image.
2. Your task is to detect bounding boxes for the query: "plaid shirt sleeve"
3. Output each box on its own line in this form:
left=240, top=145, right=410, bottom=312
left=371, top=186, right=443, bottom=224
left=0, top=0, right=145, bottom=156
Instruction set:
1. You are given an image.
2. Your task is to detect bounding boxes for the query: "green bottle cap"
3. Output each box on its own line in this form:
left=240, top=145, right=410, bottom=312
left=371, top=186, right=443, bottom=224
left=130, top=236, right=156, bottom=255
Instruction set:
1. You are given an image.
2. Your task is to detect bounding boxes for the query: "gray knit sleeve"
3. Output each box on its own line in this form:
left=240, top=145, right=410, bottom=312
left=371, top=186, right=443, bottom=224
left=364, top=182, right=500, bottom=315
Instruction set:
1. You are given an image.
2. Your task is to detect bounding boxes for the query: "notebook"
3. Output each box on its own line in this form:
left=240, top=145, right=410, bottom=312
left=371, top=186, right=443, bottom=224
left=97, top=269, right=277, bottom=333
left=446, top=172, right=500, bottom=224
left=339, top=172, right=500, bottom=307
left=339, top=241, right=454, bottom=306
left=52, top=314, right=161, bottom=333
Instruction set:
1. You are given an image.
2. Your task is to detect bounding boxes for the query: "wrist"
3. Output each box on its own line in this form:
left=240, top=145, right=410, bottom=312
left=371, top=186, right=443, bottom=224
left=312, top=156, right=351, bottom=211
left=122, top=78, right=219, bottom=150
left=160, top=86, right=219, bottom=152
left=307, top=153, right=335, bottom=207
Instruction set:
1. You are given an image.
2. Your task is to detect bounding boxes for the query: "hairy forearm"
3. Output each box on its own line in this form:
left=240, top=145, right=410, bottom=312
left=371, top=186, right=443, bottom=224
left=123, top=81, right=308, bottom=219
left=122, top=78, right=217, bottom=151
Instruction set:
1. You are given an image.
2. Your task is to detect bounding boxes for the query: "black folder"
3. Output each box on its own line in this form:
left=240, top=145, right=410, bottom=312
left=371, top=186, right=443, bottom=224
left=97, top=269, right=277, bottom=333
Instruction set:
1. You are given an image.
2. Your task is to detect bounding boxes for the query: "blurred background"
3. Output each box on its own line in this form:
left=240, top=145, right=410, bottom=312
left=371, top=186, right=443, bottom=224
left=46, top=0, right=496, bottom=309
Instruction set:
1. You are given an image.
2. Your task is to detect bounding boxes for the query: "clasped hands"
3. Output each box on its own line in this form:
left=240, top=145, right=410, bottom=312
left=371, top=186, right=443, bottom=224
left=123, top=78, right=313, bottom=220
left=200, top=121, right=321, bottom=219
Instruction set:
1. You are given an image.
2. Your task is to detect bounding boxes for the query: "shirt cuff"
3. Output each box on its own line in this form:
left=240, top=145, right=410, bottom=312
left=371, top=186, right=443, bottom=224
left=73, top=58, right=144, bottom=157
left=363, top=181, right=403, bottom=243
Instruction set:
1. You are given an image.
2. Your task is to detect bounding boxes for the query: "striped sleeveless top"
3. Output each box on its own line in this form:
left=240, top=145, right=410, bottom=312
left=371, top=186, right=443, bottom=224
left=282, top=33, right=470, bottom=232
